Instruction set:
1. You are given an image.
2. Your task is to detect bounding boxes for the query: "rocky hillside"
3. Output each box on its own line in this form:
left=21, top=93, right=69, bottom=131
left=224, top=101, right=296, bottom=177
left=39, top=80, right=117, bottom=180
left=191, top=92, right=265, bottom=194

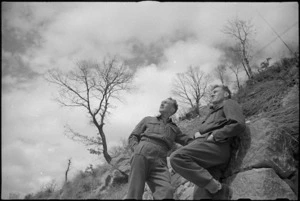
left=24, top=56, right=299, bottom=200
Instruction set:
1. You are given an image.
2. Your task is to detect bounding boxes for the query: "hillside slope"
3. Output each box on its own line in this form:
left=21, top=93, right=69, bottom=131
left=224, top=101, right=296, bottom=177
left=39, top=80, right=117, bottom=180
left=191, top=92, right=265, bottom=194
left=24, top=56, right=299, bottom=200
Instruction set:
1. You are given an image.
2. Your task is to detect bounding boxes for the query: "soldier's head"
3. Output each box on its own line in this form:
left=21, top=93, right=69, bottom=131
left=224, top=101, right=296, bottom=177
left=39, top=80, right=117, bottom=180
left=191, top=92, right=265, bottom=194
left=159, top=97, right=178, bottom=117
left=210, top=85, right=231, bottom=105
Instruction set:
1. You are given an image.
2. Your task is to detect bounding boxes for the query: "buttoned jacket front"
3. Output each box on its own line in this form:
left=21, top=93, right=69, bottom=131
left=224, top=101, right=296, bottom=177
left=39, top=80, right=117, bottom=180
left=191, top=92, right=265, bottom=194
left=199, top=99, right=246, bottom=143
left=128, top=116, right=192, bottom=150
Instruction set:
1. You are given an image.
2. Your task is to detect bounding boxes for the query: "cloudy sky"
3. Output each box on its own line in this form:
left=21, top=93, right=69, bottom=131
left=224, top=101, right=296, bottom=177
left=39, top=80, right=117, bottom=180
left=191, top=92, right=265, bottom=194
left=1, top=2, right=298, bottom=199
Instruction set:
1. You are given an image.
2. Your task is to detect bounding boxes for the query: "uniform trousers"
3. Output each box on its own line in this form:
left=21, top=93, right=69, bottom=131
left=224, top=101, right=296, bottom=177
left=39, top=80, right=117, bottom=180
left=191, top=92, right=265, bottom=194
left=126, top=140, right=173, bottom=199
left=170, top=136, right=231, bottom=199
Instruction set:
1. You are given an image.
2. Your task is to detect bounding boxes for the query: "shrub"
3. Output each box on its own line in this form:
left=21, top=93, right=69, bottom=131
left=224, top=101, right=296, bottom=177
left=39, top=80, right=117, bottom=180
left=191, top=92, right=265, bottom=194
left=236, top=80, right=288, bottom=117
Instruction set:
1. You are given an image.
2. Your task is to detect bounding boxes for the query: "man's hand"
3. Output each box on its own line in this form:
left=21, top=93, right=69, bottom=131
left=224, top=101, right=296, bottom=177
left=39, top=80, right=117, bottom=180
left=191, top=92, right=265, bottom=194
left=207, top=134, right=214, bottom=142
left=194, top=132, right=202, bottom=138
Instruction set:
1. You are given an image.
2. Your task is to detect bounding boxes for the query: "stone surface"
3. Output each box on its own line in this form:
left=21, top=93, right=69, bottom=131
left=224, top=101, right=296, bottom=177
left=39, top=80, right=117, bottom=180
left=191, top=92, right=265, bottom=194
left=171, top=172, right=186, bottom=189
left=225, top=168, right=297, bottom=200
left=142, top=184, right=153, bottom=200
left=175, top=182, right=194, bottom=200
left=225, top=118, right=296, bottom=179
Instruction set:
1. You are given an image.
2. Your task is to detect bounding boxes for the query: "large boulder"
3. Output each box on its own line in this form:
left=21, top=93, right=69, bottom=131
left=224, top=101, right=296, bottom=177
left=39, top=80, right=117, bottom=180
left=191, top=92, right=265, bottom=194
left=225, top=168, right=297, bottom=200
left=225, top=118, right=297, bottom=179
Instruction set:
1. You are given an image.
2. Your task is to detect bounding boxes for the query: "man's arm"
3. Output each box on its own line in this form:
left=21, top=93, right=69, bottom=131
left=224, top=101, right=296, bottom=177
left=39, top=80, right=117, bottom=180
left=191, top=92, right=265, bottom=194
left=175, top=127, right=194, bottom=146
left=128, top=117, right=148, bottom=151
left=212, top=99, right=246, bottom=142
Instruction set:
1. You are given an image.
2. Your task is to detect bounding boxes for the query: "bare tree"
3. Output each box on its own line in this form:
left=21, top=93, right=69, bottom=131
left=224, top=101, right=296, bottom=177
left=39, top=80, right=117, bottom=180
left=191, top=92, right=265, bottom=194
left=228, top=64, right=243, bottom=90
left=219, top=45, right=244, bottom=90
left=45, top=57, right=134, bottom=167
left=171, top=66, right=211, bottom=115
left=213, top=64, right=230, bottom=85
left=222, top=17, right=256, bottom=79
left=65, top=158, right=71, bottom=184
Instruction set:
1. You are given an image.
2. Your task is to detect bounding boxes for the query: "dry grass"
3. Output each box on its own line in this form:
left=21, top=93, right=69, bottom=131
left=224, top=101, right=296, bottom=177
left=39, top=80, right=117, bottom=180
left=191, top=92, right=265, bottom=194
left=236, top=80, right=288, bottom=117
left=262, top=101, right=299, bottom=155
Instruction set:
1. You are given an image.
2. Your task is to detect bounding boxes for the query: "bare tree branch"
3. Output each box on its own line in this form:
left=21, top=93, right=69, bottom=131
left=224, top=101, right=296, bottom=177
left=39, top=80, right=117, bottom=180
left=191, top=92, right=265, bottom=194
left=172, top=66, right=211, bottom=115
left=221, top=17, right=256, bottom=79
left=46, top=56, right=134, bottom=166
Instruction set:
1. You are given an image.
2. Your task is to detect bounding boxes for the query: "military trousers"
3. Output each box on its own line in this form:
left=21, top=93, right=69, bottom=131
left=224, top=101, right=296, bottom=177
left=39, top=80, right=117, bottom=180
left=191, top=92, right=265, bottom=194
left=126, top=140, right=174, bottom=200
left=169, top=136, right=231, bottom=199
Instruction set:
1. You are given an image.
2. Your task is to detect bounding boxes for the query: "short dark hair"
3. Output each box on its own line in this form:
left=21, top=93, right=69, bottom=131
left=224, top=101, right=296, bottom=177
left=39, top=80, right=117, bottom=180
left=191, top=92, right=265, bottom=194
left=212, top=85, right=231, bottom=99
left=168, top=97, right=178, bottom=113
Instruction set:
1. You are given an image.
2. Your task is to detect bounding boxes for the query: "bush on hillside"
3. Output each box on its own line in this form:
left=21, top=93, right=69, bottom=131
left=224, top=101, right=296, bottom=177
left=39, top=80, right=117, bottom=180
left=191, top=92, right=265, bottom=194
left=235, top=56, right=299, bottom=117
left=26, top=180, right=57, bottom=199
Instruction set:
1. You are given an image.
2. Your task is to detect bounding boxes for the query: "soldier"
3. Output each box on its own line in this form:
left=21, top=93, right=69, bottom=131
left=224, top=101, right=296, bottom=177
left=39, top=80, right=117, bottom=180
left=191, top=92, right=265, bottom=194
left=170, top=85, right=246, bottom=200
left=126, top=98, right=193, bottom=199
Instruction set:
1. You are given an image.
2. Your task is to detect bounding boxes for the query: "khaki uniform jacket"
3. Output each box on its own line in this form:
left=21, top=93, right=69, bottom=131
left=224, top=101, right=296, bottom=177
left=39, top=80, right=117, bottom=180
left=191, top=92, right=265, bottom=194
left=128, top=116, right=193, bottom=151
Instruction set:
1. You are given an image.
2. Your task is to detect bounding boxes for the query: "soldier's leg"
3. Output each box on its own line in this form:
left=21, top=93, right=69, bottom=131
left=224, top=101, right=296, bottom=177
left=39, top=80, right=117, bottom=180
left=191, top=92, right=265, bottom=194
left=170, top=138, right=230, bottom=188
left=146, top=157, right=174, bottom=200
left=193, top=166, right=223, bottom=200
left=126, top=142, right=150, bottom=200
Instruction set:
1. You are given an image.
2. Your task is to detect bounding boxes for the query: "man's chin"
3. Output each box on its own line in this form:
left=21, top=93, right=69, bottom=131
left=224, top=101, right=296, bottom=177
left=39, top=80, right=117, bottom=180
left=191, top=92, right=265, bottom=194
left=159, top=109, right=166, bottom=114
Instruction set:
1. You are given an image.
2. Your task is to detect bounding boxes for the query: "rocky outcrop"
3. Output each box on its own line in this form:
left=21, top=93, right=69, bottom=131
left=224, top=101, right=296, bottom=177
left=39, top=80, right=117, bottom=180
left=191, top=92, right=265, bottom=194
left=169, top=107, right=298, bottom=199
left=225, top=168, right=297, bottom=200
left=225, top=118, right=297, bottom=178
left=99, top=84, right=299, bottom=200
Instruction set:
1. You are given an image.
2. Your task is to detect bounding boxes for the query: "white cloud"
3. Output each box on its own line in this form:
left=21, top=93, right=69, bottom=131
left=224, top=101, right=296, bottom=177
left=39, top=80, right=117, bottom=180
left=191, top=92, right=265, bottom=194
left=163, top=40, right=222, bottom=73
left=106, top=64, right=174, bottom=142
left=1, top=2, right=298, bottom=199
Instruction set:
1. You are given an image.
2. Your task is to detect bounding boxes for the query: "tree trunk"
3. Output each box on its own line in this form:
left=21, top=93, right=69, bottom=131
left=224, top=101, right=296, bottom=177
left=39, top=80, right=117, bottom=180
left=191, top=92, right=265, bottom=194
left=235, top=73, right=241, bottom=90
left=241, top=44, right=253, bottom=79
left=98, top=126, right=112, bottom=164
left=98, top=124, right=129, bottom=179
left=195, top=101, right=200, bottom=115
left=244, top=57, right=253, bottom=79
left=237, top=76, right=240, bottom=90
left=65, top=158, right=71, bottom=184
left=241, top=60, right=251, bottom=79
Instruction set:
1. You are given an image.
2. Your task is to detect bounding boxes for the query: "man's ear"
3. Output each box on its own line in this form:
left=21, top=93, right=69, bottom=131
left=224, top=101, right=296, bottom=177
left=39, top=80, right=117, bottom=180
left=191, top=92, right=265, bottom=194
left=224, top=92, right=229, bottom=98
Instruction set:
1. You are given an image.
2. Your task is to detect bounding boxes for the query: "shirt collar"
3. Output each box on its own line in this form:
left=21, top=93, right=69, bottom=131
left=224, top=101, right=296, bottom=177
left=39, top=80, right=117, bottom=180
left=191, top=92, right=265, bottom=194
left=156, top=114, right=173, bottom=123
left=209, top=101, right=225, bottom=111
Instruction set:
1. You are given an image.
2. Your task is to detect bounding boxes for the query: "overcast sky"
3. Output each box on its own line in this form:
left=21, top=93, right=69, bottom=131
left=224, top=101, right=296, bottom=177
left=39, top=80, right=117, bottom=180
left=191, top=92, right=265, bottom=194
left=1, top=2, right=298, bottom=199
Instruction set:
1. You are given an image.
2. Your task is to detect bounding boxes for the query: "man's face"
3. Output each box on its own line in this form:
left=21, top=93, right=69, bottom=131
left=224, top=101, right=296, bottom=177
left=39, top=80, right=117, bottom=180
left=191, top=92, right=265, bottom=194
left=210, top=87, right=228, bottom=105
left=159, top=99, right=175, bottom=115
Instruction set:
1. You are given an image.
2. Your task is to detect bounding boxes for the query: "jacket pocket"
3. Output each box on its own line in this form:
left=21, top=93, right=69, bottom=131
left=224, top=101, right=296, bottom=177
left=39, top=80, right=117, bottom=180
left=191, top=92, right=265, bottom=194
left=147, top=122, right=161, bottom=134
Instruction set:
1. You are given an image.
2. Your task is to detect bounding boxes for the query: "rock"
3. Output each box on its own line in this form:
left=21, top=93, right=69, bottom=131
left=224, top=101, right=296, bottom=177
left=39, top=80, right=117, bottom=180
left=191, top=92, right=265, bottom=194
left=177, top=184, right=194, bottom=200
left=111, top=169, right=128, bottom=185
left=142, top=184, right=153, bottom=200
left=111, top=153, right=131, bottom=175
left=225, top=168, right=297, bottom=200
left=290, top=170, right=298, bottom=196
left=171, top=172, right=185, bottom=189
left=116, top=158, right=131, bottom=175
left=96, top=171, right=112, bottom=193
left=225, top=118, right=296, bottom=179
